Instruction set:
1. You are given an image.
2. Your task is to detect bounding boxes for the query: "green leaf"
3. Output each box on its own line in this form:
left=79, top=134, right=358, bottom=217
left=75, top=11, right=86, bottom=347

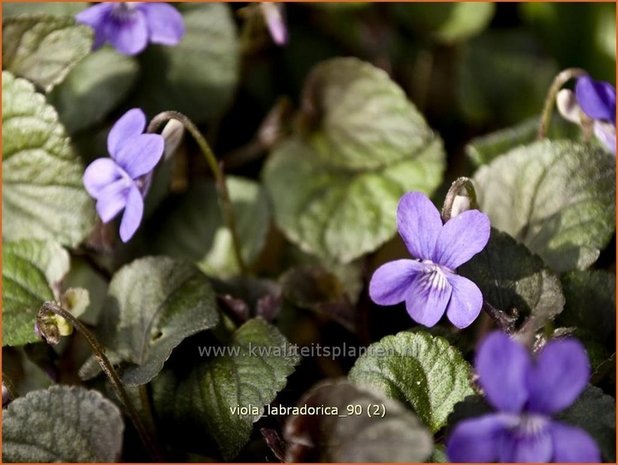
left=2, top=71, right=96, bottom=247
left=300, top=57, right=439, bottom=170
left=49, top=48, right=139, bottom=134
left=349, top=330, right=474, bottom=432
left=393, top=2, right=495, bottom=43
left=284, top=379, right=433, bottom=462
left=152, top=318, right=300, bottom=459
left=466, top=117, right=539, bottom=167
left=149, top=177, right=271, bottom=278
left=2, top=15, right=93, bottom=92
left=459, top=228, right=565, bottom=332
left=559, top=270, right=615, bottom=342
left=474, top=140, right=616, bottom=272
left=2, top=240, right=70, bottom=346
left=457, top=31, right=557, bottom=125
left=558, top=386, right=616, bottom=462
left=3, top=3, right=89, bottom=18
left=2, top=385, right=124, bottom=462
left=133, top=3, right=239, bottom=123
left=466, top=117, right=580, bottom=167
left=97, top=256, right=220, bottom=385
left=264, top=136, right=444, bottom=263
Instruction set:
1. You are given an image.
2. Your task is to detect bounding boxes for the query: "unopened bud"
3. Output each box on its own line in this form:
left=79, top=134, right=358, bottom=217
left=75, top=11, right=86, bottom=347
left=556, top=89, right=582, bottom=124
left=162, top=119, right=185, bottom=160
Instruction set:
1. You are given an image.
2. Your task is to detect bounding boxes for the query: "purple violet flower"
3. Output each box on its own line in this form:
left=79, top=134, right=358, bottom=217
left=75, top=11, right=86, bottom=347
left=76, top=2, right=185, bottom=56
left=575, top=76, right=616, bottom=155
left=369, top=192, right=490, bottom=329
left=447, top=331, right=600, bottom=463
left=260, top=3, right=287, bottom=45
left=83, top=108, right=164, bottom=242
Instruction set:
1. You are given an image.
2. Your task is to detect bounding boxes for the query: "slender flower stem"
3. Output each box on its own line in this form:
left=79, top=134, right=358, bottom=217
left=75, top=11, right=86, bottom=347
left=537, top=67, right=588, bottom=139
left=148, top=111, right=248, bottom=275
left=483, top=302, right=518, bottom=334
left=36, top=302, right=163, bottom=461
left=441, top=177, right=479, bottom=222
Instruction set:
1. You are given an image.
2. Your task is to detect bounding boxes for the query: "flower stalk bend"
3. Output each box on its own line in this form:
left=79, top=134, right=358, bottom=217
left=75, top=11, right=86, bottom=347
left=148, top=111, right=248, bottom=275
left=36, top=302, right=163, bottom=461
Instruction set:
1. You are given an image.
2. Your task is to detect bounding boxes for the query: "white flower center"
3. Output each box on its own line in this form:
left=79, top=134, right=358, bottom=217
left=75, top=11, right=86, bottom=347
left=419, top=260, right=449, bottom=292
left=111, top=3, right=141, bottom=21
left=506, top=413, right=549, bottom=439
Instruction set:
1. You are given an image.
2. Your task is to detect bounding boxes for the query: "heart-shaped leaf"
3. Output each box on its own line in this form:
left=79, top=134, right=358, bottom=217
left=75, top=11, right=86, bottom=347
left=284, top=379, right=433, bottom=462
left=96, top=256, right=220, bottom=385
left=264, top=136, right=444, bottom=264
left=3, top=15, right=93, bottom=92
left=2, top=240, right=70, bottom=346
left=2, top=71, right=95, bottom=247
left=152, top=318, right=300, bottom=459
left=349, top=330, right=474, bottom=432
left=474, top=140, right=615, bottom=272
left=3, top=385, right=124, bottom=462
left=300, top=57, right=440, bottom=170
left=459, top=228, right=565, bottom=333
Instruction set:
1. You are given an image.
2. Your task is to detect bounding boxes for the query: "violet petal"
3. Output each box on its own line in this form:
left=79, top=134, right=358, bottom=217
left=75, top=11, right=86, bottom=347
left=96, top=179, right=130, bottom=223
left=526, top=338, right=590, bottom=415
left=498, top=426, right=553, bottom=462
left=397, top=192, right=442, bottom=260
left=104, top=10, right=149, bottom=56
left=593, top=120, right=616, bottom=155
left=475, top=331, right=530, bottom=413
left=368, top=259, right=423, bottom=306
left=447, top=413, right=508, bottom=462
left=107, top=108, right=147, bottom=158
left=403, top=268, right=452, bottom=327
left=139, top=3, right=185, bottom=45
left=444, top=273, right=483, bottom=329
left=433, top=209, right=490, bottom=269
left=119, top=185, right=144, bottom=242
left=114, top=134, right=164, bottom=179
left=75, top=3, right=113, bottom=49
left=575, top=76, right=616, bottom=124
left=549, top=421, right=601, bottom=463
left=83, top=158, right=124, bottom=198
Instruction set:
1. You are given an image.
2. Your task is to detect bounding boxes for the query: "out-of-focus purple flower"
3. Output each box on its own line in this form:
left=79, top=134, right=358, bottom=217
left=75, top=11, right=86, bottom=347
left=260, top=3, right=287, bottom=45
left=76, top=2, right=185, bottom=56
left=83, top=109, right=164, bottom=242
left=569, top=76, right=616, bottom=154
left=369, top=192, right=490, bottom=329
left=447, top=332, right=600, bottom=463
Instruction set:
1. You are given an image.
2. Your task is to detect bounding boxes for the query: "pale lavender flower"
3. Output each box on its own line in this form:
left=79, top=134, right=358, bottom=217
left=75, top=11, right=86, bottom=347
left=76, top=2, right=185, bottom=56
left=447, top=331, right=600, bottom=463
left=260, top=3, right=287, bottom=45
left=83, top=109, right=164, bottom=242
left=369, top=192, right=490, bottom=329
left=576, top=76, right=616, bottom=154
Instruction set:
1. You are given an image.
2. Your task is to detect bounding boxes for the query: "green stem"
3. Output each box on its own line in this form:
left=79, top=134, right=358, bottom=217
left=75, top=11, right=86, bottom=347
left=148, top=112, right=248, bottom=275
left=537, top=67, right=588, bottom=139
left=441, top=177, right=479, bottom=222
left=36, top=302, right=163, bottom=461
